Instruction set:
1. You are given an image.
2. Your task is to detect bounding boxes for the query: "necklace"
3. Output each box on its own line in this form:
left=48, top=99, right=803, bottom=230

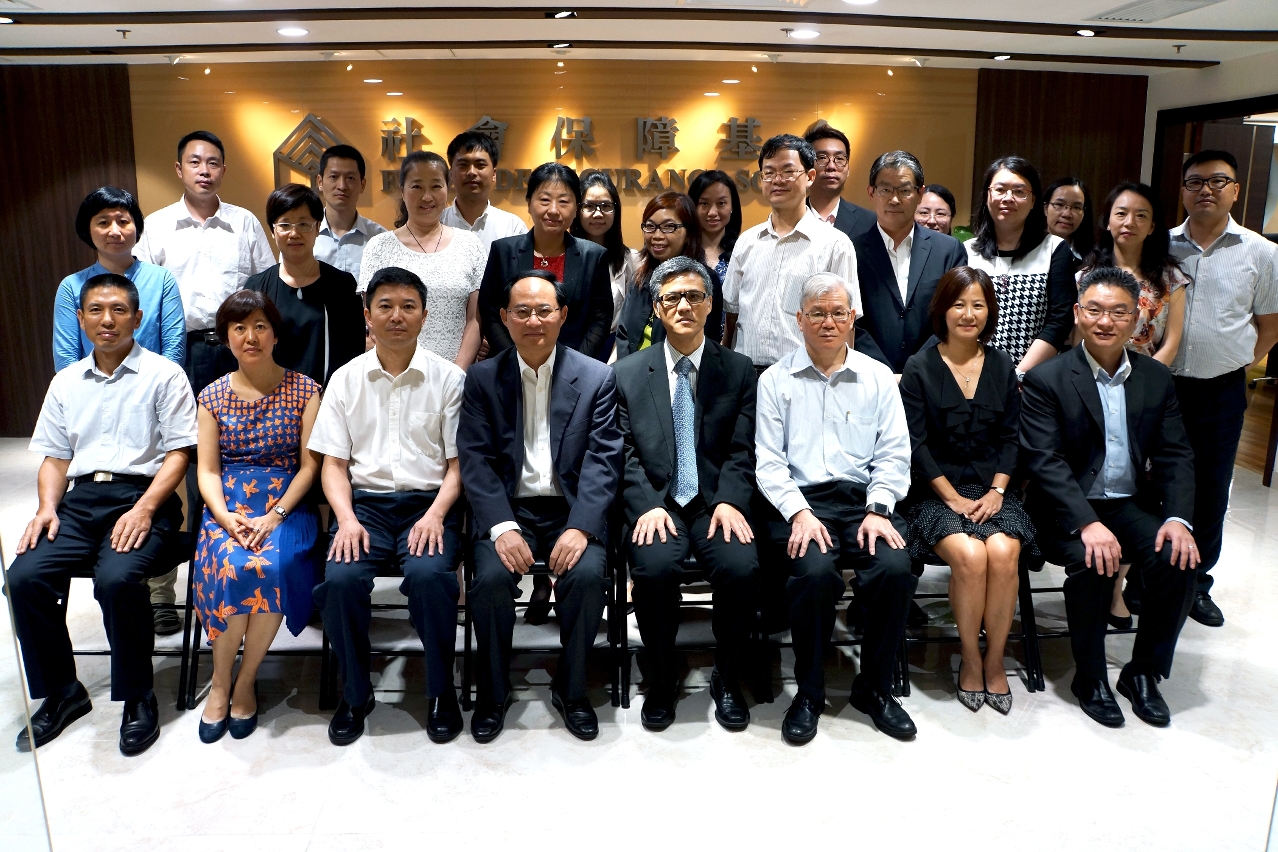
left=405, top=222, right=444, bottom=254
left=940, top=348, right=983, bottom=392
left=539, top=256, right=549, bottom=268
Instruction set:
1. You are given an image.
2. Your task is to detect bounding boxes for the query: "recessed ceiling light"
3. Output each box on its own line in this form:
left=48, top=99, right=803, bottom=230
left=887, top=69, right=893, bottom=76
left=843, top=0, right=878, bottom=5
left=364, top=78, right=382, bottom=83
left=224, top=90, right=235, bottom=94
left=204, top=67, right=211, bottom=75
left=291, top=109, right=300, bottom=113
left=704, top=92, right=720, bottom=97
left=346, top=64, right=353, bottom=70
left=557, top=61, right=564, bottom=67
left=550, top=42, right=571, bottom=49
left=277, top=27, right=308, bottom=37
left=550, top=10, right=576, bottom=18
left=785, top=28, right=820, bottom=39
left=722, top=78, right=740, bottom=84
left=387, top=91, right=403, bottom=96
left=178, top=76, right=189, bottom=81
left=1077, top=29, right=1095, bottom=37
left=0, top=17, right=14, bottom=24
left=993, top=54, right=1012, bottom=61
left=751, top=65, right=758, bottom=72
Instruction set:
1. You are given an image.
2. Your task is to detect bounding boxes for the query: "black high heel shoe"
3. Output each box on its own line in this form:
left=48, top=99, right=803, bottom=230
left=1107, top=611, right=1134, bottom=630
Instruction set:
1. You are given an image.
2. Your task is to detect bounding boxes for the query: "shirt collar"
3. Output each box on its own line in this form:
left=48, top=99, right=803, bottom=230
left=765, top=207, right=821, bottom=240
left=176, top=196, right=229, bottom=229
left=1170, top=214, right=1243, bottom=247
left=664, top=338, right=706, bottom=376
left=366, top=345, right=431, bottom=381
left=1081, top=343, right=1131, bottom=384
left=450, top=199, right=490, bottom=229
left=85, top=339, right=144, bottom=380
left=790, top=343, right=857, bottom=381
left=320, top=213, right=373, bottom=238
left=88, top=259, right=140, bottom=278
left=517, top=346, right=557, bottom=381
left=878, top=223, right=913, bottom=254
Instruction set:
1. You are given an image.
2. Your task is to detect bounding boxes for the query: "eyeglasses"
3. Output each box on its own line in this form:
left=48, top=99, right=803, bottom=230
left=641, top=221, right=686, bottom=234
left=657, top=289, right=709, bottom=309
left=1049, top=201, right=1085, bottom=213
left=507, top=305, right=561, bottom=321
left=760, top=169, right=805, bottom=184
left=813, top=153, right=848, bottom=168
left=803, top=309, right=852, bottom=324
left=989, top=186, right=1030, bottom=202
left=1080, top=305, right=1134, bottom=322
left=273, top=221, right=316, bottom=234
left=1182, top=175, right=1237, bottom=192
left=581, top=202, right=615, bottom=215
left=873, top=184, right=917, bottom=199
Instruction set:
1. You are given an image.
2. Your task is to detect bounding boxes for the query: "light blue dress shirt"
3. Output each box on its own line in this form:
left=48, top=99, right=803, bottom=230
left=52, top=259, right=186, bottom=371
left=1082, top=347, right=1137, bottom=500
left=311, top=213, right=388, bottom=279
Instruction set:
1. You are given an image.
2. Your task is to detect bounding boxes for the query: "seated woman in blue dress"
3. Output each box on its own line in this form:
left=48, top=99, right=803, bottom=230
left=193, top=290, right=322, bottom=742
left=899, top=266, right=1037, bottom=716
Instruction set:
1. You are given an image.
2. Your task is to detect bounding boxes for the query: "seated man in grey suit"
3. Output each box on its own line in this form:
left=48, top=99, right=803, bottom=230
left=614, top=256, right=760, bottom=733
left=459, top=270, right=623, bottom=743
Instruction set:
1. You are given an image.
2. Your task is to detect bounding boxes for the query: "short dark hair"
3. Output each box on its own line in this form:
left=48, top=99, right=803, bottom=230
left=177, top=130, right=225, bottom=162
left=215, top=289, right=284, bottom=346
left=80, top=273, right=140, bottom=313
left=922, top=184, right=957, bottom=218
left=803, top=120, right=850, bottom=156
left=645, top=255, right=712, bottom=301
left=868, top=150, right=924, bottom=189
left=688, top=169, right=743, bottom=260
left=75, top=186, right=145, bottom=249
left=570, top=170, right=628, bottom=273
left=365, top=266, right=428, bottom=309
left=758, top=133, right=815, bottom=171
left=265, top=183, right=324, bottom=230
left=1078, top=266, right=1140, bottom=307
left=1182, top=148, right=1238, bottom=178
left=971, top=155, right=1047, bottom=262
left=930, top=266, right=999, bottom=344
left=447, top=131, right=501, bottom=168
left=1043, top=176, right=1095, bottom=257
left=395, top=151, right=449, bottom=228
left=526, top=162, right=580, bottom=204
left=319, top=144, right=367, bottom=180
left=502, top=269, right=567, bottom=311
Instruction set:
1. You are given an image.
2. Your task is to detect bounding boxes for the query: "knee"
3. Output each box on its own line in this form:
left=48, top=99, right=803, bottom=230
left=402, top=555, right=460, bottom=598
left=878, top=547, right=916, bottom=584
left=788, top=552, right=843, bottom=596
left=984, top=537, right=1021, bottom=576
left=320, top=560, right=372, bottom=599
left=467, top=546, right=515, bottom=600
left=710, top=549, right=759, bottom=591
left=946, top=539, right=988, bottom=576
left=5, top=553, right=40, bottom=597
left=558, top=544, right=608, bottom=593
left=629, top=546, right=681, bottom=585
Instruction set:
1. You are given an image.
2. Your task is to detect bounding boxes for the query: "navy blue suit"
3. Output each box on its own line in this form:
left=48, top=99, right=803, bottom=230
left=458, top=344, right=622, bottom=704
left=852, top=223, right=967, bottom=373
left=830, top=198, right=877, bottom=242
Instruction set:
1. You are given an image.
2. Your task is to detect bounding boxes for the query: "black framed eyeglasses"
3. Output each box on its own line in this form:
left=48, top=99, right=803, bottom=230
left=641, top=221, right=686, bottom=234
left=1182, top=175, right=1237, bottom=192
left=657, top=289, right=709, bottom=309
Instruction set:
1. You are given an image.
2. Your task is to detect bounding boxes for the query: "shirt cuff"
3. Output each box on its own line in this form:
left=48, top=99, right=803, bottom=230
left=776, top=493, right=811, bottom=524
left=866, top=489, right=897, bottom=515
left=1165, top=517, right=1193, bottom=532
left=489, top=521, right=520, bottom=541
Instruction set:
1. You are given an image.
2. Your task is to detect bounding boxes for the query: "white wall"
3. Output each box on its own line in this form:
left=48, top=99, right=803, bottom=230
left=1140, top=46, right=1278, bottom=182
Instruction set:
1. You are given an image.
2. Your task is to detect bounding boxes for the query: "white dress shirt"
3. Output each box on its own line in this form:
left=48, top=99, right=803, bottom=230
left=308, top=345, right=464, bottom=493
left=134, top=197, right=276, bottom=331
left=755, top=343, right=911, bottom=521
left=31, top=342, right=198, bottom=480
left=489, top=348, right=563, bottom=539
left=440, top=199, right=528, bottom=256
left=311, top=212, right=388, bottom=279
left=722, top=209, right=860, bottom=366
left=878, top=223, right=913, bottom=302
left=664, top=338, right=704, bottom=399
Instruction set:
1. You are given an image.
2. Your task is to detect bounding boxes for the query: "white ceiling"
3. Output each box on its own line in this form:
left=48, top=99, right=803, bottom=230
left=1, top=0, right=1275, bottom=74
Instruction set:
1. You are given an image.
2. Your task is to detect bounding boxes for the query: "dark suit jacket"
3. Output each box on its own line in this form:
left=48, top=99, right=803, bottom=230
left=831, top=198, right=877, bottom=242
left=478, top=231, right=614, bottom=360
left=1019, top=344, right=1195, bottom=538
left=613, top=267, right=724, bottom=360
left=613, top=339, right=757, bottom=525
left=852, top=223, right=967, bottom=373
left=458, top=343, right=623, bottom=540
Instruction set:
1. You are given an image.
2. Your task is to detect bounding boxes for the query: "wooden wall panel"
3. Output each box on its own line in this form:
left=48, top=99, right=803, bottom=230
left=972, top=69, right=1148, bottom=222
left=0, top=65, right=137, bottom=437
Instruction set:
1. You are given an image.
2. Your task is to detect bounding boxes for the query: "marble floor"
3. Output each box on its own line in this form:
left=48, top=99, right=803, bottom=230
left=2, top=437, right=1278, bottom=851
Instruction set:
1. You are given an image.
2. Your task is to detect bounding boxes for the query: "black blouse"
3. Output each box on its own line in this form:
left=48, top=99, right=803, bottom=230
left=899, top=342, right=1020, bottom=492
left=244, top=262, right=365, bottom=386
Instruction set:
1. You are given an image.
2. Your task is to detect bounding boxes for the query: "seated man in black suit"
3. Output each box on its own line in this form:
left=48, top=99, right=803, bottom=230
left=851, top=150, right=967, bottom=375
left=1021, top=267, right=1198, bottom=728
left=614, top=255, right=759, bottom=732
left=459, top=269, right=623, bottom=743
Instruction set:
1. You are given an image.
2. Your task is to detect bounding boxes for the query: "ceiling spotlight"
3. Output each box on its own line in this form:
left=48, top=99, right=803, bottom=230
left=751, top=65, right=758, bottom=72
left=204, top=67, right=211, bottom=75
left=550, top=42, right=571, bottom=49
left=364, top=78, right=382, bottom=83
left=277, top=27, right=309, bottom=37
left=887, top=69, right=893, bottom=76
left=704, top=92, right=720, bottom=97
left=224, top=91, right=235, bottom=94
left=722, top=79, right=740, bottom=84
left=347, top=64, right=353, bottom=70
left=993, top=54, right=1011, bottom=61
left=1077, top=29, right=1095, bottom=37
left=557, top=61, right=564, bottom=67
left=0, top=17, right=14, bottom=24
left=178, top=76, right=189, bottom=81
left=387, top=91, right=403, bottom=96
left=548, top=10, right=577, bottom=18
left=784, top=28, right=820, bottom=39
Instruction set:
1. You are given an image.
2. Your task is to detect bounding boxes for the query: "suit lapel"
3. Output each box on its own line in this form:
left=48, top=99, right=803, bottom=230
left=515, top=232, right=535, bottom=274
left=905, top=225, right=931, bottom=307
left=646, top=348, right=677, bottom=469
left=498, top=350, right=525, bottom=474
left=1124, top=355, right=1149, bottom=471
left=695, top=342, right=726, bottom=438
left=1069, top=347, right=1105, bottom=433
left=861, top=229, right=905, bottom=311
left=562, top=233, right=582, bottom=295
left=549, top=346, right=581, bottom=468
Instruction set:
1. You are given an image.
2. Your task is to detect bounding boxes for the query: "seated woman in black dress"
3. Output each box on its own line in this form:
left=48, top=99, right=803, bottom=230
left=245, top=183, right=366, bottom=386
left=899, top=266, right=1036, bottom=716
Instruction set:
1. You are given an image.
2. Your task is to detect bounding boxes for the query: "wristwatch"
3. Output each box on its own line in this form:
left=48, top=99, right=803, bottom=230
left=866, top=502, right=892, bottom=519
left=990, top=486, right=1006, bottom=495
left=273, top=505, right=288, bottom=519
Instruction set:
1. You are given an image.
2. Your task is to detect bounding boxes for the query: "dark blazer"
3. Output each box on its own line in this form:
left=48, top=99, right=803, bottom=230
left=478, top=231, right=614, bottom=360
left=853, top=223, right=967, bottom=373
left=457, top=343, right=623, bottom=541
left=613, top=267, right=724, bottom=360
left=900, top=342, right=1020, bottom=494
left=1019, top=344, right=1195, bottom=537
left=613, top=339, right=756, bottom=525
left=831, top=198, right=877, bottom=242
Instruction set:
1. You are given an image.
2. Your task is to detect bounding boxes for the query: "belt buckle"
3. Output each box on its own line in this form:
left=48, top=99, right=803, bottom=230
left=203, top=331, right=221, bottom=346
left=93, top=471, right=114, bottom=482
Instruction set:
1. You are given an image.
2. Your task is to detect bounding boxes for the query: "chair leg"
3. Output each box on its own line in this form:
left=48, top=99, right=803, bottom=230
left=893, top=633, right=911, bottom=698
left=461, top=603, right=474, bottom=712
left=184, top=614, right=202, bottom=710
left=1017, top=561, right=1044, bottom=693
left=176, top=557, right=198, bottom=711
left=319, top=629, right=337, bottom=711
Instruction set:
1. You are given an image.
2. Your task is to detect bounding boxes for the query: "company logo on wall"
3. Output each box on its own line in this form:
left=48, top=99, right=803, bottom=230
left=274, top=113, right=349, bottom=189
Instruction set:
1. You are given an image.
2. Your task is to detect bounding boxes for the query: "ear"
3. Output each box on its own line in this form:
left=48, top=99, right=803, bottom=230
left=865, top=185, right=875, bottom=201
left=76, top=309, right=86, bottom=331
left=173, top=161, right=183, bottom=181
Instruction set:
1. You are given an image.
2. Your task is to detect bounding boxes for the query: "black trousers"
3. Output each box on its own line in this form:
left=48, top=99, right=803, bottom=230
left=1038, top=498, right=1195, bottom=682
left=629, top=497, right=759, bottom=690
left=469, top=497, right=609, bottom=705
left=765, top=481, right=916, bottom=702
left=312, top=490, right=461, bottom=705
left=1174, top=370, right=1247, bottom=594
left=6, top=482, right=182, bottom=701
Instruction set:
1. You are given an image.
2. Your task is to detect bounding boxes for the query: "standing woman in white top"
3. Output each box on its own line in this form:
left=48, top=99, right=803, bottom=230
left=571, top=170, right=637, bottom=337
left=357, top=151, right=485, bottom=368
left=963, top=156, right=1076, bottom=377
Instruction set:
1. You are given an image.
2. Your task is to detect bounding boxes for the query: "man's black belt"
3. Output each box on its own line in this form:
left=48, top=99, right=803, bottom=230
left=73, top=472, right=154, bottom=487
left=187, top=329, right=222, bottom=345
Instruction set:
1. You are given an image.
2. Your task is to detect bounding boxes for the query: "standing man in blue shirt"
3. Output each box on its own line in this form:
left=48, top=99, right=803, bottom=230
left=312, top=145, right=387, bottom=279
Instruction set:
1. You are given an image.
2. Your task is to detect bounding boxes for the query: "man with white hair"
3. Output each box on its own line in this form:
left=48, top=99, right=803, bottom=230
left=755, top=271, right=916, bottom=745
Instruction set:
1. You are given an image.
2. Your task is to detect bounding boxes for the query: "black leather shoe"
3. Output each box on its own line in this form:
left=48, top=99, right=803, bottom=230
left=525, top=575, right=553, bottom=625
left=328, top=694, right=375, bottom=746
left=426, top=690, right=463, bottom=743
left=907, top=600, right=928, bottom=628
left=152, top=605, right=182, bottom=636
left=16, top=682, right=92, bottom=752
left=1070, top=673, right=1125, bottom=728
left=119, top=693, right=160, bottom=756
left=1189, top=592, right=1224, bottom=627
left=471, top=694, right=515, bottom=744
left=551, top=690, right=598, bottom=741
left=1107, top=611, right=1134, bottom=630
left=710, top=671, right=749, bottom=731
left=1116, top=664, right=1171, bottom=727
left=640, top=689, right=675, bottom=732
left=781, top=693, right=821, bottom=745
left=848, top=679, right=917, bottom=740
